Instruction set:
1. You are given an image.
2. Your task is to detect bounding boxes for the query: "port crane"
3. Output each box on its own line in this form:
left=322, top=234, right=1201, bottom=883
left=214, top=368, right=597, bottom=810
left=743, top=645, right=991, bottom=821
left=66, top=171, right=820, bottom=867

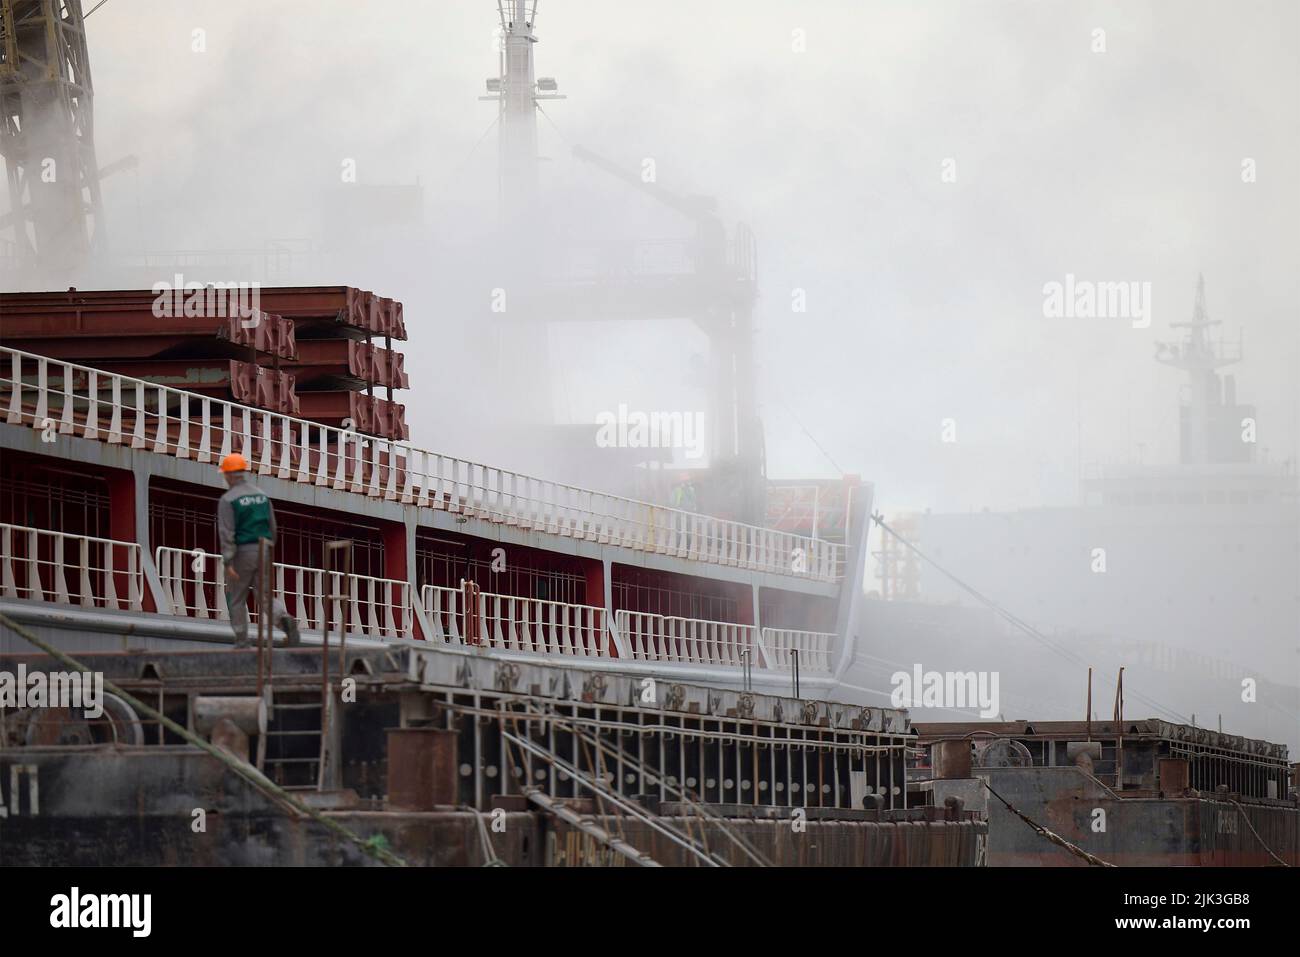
left=482, top=0, right=767, bottom=522
left=0, top=0, right=104, bottom=275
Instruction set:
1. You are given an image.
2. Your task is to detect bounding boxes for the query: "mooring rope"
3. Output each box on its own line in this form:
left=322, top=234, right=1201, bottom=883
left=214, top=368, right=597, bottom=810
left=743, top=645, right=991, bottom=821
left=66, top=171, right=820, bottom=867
left=1227, top=797, right=1291, bottom=867
left=982, top=778, right=1116, bottom=867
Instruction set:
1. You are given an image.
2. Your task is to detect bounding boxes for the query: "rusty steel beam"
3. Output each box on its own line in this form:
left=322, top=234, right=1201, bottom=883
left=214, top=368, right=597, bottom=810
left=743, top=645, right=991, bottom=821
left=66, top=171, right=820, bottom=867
left=369, top=295, right=407, bottom=340
left=0, top=326, right=297, bottom=362
left=0, top=334, right=260, bottom=361
left=0, top=295, right=298, bottom=360
left=38, top=359, right=301, bottom=415
left=288, top=339, right=408, bottom=391
left=253, top=287, right=407, bottom=341
left=295, top=391, right=408, bottom=439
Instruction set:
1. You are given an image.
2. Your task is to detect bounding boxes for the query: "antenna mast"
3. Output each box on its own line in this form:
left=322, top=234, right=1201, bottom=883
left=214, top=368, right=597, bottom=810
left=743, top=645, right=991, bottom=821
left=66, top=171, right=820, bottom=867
left=482, top=1, right=563, bottom=216
left=1154, top=275, right=1249, bottom=465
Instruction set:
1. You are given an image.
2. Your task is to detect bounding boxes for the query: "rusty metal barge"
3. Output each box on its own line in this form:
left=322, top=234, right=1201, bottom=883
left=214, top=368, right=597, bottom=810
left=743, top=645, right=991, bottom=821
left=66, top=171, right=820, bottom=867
left=914, top=720, right=1297, bottom=867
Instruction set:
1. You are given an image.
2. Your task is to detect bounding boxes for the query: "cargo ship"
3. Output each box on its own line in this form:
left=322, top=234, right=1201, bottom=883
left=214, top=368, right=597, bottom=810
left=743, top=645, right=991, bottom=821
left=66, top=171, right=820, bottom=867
left=0, top=0, right=1293, bottom=868
left=0, top=280, right=992, bottom=866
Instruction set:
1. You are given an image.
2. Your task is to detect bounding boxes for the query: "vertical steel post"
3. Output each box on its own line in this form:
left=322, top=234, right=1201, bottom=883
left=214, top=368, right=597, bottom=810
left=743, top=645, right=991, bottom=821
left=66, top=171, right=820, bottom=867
left=1113, top=666, right=1125, bottom=789
left=1086, top=667, right=1092, bottom=742
left=255, top=537, right=271, bottom=776
left=473, top=687, right=482, bottom=810
left=264, top=539, right=274, bottom=687
left=255, top=538, right=268, bottom=698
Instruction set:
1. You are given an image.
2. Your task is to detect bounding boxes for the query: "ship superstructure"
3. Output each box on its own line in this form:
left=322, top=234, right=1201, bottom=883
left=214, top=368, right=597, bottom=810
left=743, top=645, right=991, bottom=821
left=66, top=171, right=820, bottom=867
left=0, top=287, right=958, bottom=870
left=0, top=287, right=869, bottom=702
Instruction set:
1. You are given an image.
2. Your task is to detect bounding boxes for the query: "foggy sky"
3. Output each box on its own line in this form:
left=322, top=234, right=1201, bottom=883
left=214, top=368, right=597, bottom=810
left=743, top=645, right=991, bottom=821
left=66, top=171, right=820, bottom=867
left=66, top=0, right=1299, bottom=520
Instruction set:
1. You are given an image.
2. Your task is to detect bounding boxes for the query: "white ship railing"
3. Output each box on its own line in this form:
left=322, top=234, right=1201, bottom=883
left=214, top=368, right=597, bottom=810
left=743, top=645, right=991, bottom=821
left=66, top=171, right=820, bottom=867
left=615, top=609, right=761, bottom=668
left=420, top=583, right=611, bottom=658
left=3, top=348, right=846, bottom=582
left=155, top=546, right=414, bottom=641
left=0, top=528, right=837, bottom=674
left=0, top=523, right=142, bottom=612
left=420, top=583, right=464, bottom=643
left=758, top=628, right=836, bottom=674
left=480, top=589, right=610, bottom=657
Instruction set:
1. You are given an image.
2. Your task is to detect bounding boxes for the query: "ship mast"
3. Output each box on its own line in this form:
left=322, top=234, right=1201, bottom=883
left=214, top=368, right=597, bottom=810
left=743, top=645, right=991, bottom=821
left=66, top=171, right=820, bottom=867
left=477, top=2, right=564, bottom=437
left=1155, top=274, right=1247, bottom=465
left=484, top=1, right=563, bottom=217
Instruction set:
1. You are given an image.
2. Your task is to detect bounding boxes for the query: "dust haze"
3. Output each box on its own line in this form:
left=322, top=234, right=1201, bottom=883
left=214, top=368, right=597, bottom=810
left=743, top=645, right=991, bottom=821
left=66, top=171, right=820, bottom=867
left=4, top=1, right=1297, bottom=745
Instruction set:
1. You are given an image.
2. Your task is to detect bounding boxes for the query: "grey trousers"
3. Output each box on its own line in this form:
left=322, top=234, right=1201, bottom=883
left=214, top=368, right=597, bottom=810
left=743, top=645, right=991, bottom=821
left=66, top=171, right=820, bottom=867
left=225, top=544, right=291, bottom=644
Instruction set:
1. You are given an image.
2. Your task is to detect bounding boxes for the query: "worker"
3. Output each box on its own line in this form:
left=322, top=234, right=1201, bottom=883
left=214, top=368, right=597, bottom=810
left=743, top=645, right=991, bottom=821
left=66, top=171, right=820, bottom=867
left=671, top=473, right=698, bottom=512
left=671, top=472, right=698, bottom=552
left=217, top=452, right=301, bottom=649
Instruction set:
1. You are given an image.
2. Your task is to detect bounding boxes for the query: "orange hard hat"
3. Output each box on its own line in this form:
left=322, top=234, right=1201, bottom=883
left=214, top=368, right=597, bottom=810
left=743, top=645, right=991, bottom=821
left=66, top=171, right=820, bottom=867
left=219, top=453, right=248, bottom=473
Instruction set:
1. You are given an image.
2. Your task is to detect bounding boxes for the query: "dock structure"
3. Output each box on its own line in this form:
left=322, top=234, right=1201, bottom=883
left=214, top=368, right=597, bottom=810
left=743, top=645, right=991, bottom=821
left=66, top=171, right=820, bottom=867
left=0, top=640, right=986, bottom=867
left=915, top=721, right=1297, bottom=867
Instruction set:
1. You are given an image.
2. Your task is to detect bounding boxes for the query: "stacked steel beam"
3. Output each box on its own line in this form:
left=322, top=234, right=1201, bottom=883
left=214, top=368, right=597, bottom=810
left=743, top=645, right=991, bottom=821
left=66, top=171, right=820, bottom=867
left=0, top=288, right=300, bottom=414
left=254, top=287, right=408, bottom=439
left=0, top=286, right=410, bottom=438
left=253, top=286, right=407, bottom=341
left=290, top=340, right=409, bottom=391
left=0, top=290, right=297, bottom=361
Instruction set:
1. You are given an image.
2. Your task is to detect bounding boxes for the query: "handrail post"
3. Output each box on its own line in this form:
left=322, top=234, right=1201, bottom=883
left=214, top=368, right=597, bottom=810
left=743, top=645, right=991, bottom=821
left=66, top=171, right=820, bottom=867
left=261, top=539, right=276, bottom=687
left=255, top=538, right=267, bottom=698
left=606, top=608, right=630, bottom=659
left=753, top=626, right=774, bottom=670
left=462, top=579, right=482, bottom=645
